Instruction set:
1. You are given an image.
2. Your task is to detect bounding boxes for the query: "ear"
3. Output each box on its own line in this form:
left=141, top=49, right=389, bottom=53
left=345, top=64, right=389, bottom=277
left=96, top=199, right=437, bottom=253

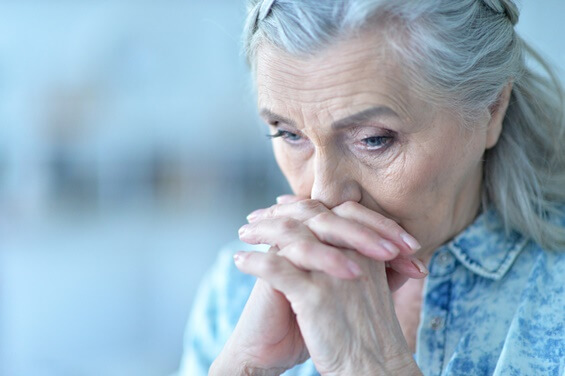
left=486, top=82, right=513, bottom=149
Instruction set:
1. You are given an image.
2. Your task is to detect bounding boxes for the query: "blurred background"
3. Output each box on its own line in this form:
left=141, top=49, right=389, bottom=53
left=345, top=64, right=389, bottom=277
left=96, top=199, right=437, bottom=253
left=0, top=1, right=563, bottom=375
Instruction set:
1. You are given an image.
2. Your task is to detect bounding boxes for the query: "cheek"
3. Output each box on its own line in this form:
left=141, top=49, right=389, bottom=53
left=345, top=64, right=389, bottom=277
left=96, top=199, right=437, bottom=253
left=273, top=143, right=314, bottom=196
left=370, top=138, right=483, bottom=221
left=361, top=155, right=438, bottom=220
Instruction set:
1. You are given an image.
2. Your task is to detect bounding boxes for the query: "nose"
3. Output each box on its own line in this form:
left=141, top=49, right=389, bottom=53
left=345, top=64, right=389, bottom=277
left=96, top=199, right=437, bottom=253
left=309, top=151, right=362, bottom=208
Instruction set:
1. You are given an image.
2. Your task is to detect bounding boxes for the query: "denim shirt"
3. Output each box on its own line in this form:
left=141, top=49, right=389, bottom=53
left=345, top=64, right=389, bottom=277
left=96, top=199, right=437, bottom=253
left=177, top=210, right=565, bottom=375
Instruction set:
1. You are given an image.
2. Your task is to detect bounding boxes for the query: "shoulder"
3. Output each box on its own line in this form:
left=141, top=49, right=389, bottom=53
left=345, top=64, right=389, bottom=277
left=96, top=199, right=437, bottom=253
left=507, top=220, right=565, bottom=309
left=515, top=241, right=565, bottom=312
left=516, top=226, right=565, bottom=288
left=493, top=242, right=565, bottom=375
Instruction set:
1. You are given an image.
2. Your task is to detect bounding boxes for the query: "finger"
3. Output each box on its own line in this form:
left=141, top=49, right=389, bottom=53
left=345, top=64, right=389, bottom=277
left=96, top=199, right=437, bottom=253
left=332, top=201, right=421, bottom=254
left=247, top=200, right=419, bottom=259
left=276, top=194, right=305, bottom=204
left=279, top=240, right=363, bottom=279
left=387, top=256, right=428, bottom=280
left=233, top=250, right=310, bottom=295
left=386, top=267, right=410, bottom=292
left=305, top=211, right=401, bottom=260
left=246, top=201, right=401, bottom=260
left=240, top=217, right=315, bottom=247
left=239, top=218, right=363, bottom=279
left=247, top=199, right=329, bottom=223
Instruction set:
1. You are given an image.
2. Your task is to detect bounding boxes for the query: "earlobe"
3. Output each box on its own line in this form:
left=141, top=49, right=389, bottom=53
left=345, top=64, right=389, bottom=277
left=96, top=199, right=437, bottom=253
left=486, top=82, right=513, bottom=149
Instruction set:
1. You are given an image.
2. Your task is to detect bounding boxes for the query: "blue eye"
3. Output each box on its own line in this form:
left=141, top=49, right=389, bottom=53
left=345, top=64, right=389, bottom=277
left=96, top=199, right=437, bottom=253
left=267, top=130, right=302, bottom=142
left=361, top=136, right=393, bottom=150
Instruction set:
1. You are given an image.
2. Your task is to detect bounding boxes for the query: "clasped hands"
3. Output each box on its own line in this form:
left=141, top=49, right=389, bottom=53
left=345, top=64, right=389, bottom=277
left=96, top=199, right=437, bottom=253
left=210, top=195, right=426, bottom=376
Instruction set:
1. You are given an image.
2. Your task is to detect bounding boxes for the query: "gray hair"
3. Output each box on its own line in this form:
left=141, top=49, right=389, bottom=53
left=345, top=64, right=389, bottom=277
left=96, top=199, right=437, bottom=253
left=243, top=0, right=565, bottom=251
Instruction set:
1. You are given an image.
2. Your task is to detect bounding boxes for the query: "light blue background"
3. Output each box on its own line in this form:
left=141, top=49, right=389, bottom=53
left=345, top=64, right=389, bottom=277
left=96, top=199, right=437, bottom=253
left=0, top=1, right=563, bottom=375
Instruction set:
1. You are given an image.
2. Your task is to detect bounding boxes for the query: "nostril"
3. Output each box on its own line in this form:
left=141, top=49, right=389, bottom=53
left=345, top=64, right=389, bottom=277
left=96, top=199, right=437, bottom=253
left=310, top=180, right=363, bottom=209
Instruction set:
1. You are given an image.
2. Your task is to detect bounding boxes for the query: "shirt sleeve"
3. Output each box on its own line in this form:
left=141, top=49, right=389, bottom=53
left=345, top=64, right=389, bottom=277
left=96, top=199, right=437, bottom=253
left=176, top=241, right=258, bottom=376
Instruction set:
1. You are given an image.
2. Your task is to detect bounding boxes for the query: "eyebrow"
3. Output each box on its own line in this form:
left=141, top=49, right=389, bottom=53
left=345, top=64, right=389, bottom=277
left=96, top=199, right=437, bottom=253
left=259, top=106, right=398, bottom=129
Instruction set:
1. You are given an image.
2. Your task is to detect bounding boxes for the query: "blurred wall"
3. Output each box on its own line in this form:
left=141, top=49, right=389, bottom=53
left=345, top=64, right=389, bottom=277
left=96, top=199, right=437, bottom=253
left=0, top=2, right=288, bottom=376
left=0, top=1, right=563, bottom=376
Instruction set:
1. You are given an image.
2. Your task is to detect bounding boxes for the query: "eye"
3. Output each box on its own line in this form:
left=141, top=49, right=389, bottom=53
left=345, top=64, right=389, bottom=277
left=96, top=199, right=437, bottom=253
left=267, top=129, right=303, bottom=143
left=361, top=135, right=393, bottom=150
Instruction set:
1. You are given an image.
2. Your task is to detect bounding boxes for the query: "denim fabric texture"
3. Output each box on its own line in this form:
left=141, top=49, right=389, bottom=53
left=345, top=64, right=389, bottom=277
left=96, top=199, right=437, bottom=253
left=178, top=210, right=565, bottom=375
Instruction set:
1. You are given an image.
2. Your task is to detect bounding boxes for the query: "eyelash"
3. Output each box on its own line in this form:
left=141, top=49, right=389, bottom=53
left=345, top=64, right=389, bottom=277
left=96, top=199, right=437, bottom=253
left=267, top=129, right=395, bottom=152
left=267, top=129, right=303, bottom=143
left=360, top=135, right=394, bottom=150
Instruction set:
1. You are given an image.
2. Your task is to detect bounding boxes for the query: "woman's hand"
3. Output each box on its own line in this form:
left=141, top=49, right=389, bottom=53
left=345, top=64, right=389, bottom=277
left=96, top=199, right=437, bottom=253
left=211, top=197, right=426, bottom=375
left=244, top=196, right=427, bottom=291
left=234, top=247, right=422, bottom=375
left=210, top=246, right=309, bottom=376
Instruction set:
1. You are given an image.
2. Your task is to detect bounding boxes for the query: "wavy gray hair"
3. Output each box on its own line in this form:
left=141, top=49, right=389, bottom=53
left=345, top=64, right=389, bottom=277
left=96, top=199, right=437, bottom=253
left=243, top=0, right=565, bottom=250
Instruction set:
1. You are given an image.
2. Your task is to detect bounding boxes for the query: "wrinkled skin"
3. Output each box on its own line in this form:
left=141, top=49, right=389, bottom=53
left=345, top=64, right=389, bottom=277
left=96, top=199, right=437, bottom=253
left=210, top=28, right=510, bottom=375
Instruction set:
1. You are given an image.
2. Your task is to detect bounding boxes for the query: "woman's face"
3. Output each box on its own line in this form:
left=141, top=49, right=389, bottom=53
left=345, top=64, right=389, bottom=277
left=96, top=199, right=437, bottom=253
left=255, top=32, right=498, bottom=260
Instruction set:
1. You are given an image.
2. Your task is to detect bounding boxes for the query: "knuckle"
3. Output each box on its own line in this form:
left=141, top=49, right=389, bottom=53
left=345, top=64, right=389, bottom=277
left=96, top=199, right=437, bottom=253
left=269, top=204, right=280, bottom=218
left=309, top=211, right=333, bottom=224
left=337, top=200, right=359, bottom=213
left=292, top=239, right=315, bottom=255
left=260, top=255, right=282, bottom=275
left=377, top=216, right=402, bottom=234
left=281, top=240, right=314, bottom=260
left=381, top=217, right=398, bottom=228
left=278, top=217, right=301, bottom=231
left=297, top=199, right=325, bottom=213
left=356, top=225, right=377, bottom=240
left=324, top=250, right=345, bottom=267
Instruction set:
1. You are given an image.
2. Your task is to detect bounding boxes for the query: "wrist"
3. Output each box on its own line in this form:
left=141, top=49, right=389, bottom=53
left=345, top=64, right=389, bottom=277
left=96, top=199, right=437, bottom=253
left=382, top=352, right=422, bottom=376
left=322, top=352, right=421, bottom=376
left=210, top=351, right=286, bottom=376
left=210, top=363, right=285, bottom=376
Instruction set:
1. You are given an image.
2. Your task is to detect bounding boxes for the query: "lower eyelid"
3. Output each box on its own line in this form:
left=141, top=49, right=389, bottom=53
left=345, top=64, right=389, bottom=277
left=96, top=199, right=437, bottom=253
left=355, top=140, right=394, bottom=154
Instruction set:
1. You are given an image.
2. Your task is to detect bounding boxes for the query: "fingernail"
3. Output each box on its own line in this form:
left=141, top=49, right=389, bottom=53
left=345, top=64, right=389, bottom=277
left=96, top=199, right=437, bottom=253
left=401, top=233, right=421, bottom=252
left=238, top=225, right=249, bottom=237
left=381, top=240, right=400, bottom=256
left=233, top=252, right=246, bottom=265
left=410, top=257, right=428, bottom=275
left=276, top=195, right=295, bottom=204
left=347, top=259, right=363, bottom=277
left=246, top=209, right=264, bottom=222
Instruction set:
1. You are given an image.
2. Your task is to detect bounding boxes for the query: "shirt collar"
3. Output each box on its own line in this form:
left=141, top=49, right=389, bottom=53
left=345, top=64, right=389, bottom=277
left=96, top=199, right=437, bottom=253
left=440, top=209, right=530, bottom=280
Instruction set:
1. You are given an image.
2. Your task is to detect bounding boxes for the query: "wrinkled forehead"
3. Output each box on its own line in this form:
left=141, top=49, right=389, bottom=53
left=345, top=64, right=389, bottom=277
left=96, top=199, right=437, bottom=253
left=255, top=31, right=429, bottom=125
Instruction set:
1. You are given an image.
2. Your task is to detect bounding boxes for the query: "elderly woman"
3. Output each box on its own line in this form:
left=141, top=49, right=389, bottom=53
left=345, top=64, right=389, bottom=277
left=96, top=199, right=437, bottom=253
left=179, top=0, right=565, bottom=375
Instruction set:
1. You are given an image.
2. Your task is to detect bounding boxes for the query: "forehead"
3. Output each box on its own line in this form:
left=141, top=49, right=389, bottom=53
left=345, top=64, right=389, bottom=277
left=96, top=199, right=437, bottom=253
left=255, top=30, right=422, bottom=123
